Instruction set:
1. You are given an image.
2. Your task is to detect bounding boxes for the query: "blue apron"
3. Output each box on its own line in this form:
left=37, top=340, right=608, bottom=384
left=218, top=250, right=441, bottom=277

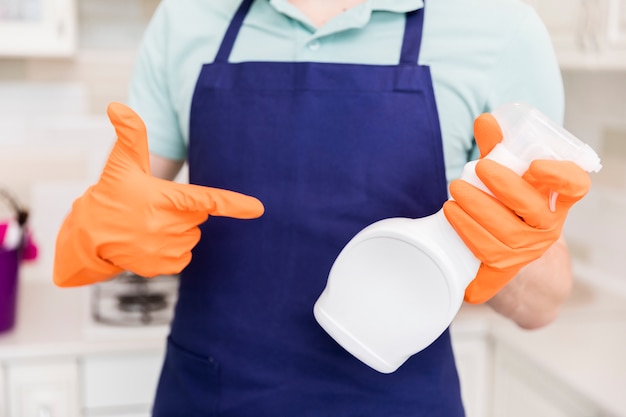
left=153, top=1, right=464, bottom=416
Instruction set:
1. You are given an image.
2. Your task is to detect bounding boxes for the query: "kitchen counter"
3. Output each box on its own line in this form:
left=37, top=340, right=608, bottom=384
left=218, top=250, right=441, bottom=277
left=453, top=262, right=626, bottom=417
left=492, top=317, right=626, bottom=417
left=0, top=280, right=167, bottom=360
left=1, top=266, right=625, bottom=416
left=0, top=280, right=168, bottom=417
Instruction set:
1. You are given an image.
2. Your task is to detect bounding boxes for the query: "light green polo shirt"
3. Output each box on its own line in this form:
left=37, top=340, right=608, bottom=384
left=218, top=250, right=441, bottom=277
left=128, top=0, right=564, bottom=182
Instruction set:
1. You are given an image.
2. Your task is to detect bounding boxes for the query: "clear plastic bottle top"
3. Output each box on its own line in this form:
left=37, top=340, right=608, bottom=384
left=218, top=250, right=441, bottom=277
left=492, top=103, right=602, bottom=173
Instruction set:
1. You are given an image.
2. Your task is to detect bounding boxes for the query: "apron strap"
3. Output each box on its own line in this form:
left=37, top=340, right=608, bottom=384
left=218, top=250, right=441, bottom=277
left=215, top=0, right=426, bottom=65
left=214, top=0, right=255, bottom=63
left=399, top=8, right=425, bottom=65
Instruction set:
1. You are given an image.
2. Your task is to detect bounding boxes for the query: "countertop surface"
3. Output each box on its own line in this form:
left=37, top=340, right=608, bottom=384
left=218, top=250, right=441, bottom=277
left=454, top=262, right=626, bottom=417
left=0, top=281, right=168, bottom=359
left=1, top=265, right=625, bottom=415
left=492, top=317, right=626, bottom=417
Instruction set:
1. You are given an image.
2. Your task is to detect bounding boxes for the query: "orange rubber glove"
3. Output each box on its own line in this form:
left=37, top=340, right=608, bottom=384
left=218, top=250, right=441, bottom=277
left=443, top=113, right=591, bottom=304
left=53, top=102, right=264, bottom=287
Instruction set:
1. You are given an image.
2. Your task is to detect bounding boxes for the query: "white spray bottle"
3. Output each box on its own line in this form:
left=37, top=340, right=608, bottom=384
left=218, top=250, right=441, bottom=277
left=314, top=103, right=602, bottom=374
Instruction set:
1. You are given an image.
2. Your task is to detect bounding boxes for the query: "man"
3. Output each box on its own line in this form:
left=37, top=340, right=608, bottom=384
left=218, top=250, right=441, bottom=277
left=54, top=0, right=589, bottom=415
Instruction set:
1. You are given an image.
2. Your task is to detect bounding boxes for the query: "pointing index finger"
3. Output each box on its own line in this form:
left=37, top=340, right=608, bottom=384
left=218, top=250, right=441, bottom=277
left=155, top=179, right=265, bottom=219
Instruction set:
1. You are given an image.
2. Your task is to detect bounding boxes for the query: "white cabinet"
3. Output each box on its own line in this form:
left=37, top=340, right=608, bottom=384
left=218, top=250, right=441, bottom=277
left=6, top=359, right=80, bottom=417
left=524, top=0, right=626, bottom=69
left=0, top=365, right=6, bottom=417
left=492, top=343, right=602, bottom=417
left=0, top=0, right=77, bottom=57
left=451, top=330, right=494, bottom=417
left=0, top=350, right=163, bottom=417
left=82, top=350, right=164, bottom=416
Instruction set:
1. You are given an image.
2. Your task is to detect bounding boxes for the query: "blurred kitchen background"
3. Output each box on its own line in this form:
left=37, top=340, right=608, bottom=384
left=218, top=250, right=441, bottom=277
left=0, top=0, right=625, bottom=416
left=0, top=0, right=624, bottom=288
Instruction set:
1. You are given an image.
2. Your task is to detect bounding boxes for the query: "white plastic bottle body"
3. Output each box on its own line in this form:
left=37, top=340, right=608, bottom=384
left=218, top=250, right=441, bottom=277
left=314, top=210, right=480, bottom=374
left=313, top=147, right=526, bottom=374
left=314, top=103, right=602, bottom=374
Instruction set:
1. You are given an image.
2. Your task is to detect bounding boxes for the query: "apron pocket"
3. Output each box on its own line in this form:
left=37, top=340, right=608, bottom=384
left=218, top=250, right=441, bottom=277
left=152, top=337, right=220, bottom=417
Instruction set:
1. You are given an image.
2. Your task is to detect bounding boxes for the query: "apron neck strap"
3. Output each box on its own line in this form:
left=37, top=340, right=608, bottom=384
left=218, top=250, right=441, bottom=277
left=215, top=0, right=254, bottom=63
left=215, top=0, right=426, bottom=65
left=399, top=7, right=425, bottom=65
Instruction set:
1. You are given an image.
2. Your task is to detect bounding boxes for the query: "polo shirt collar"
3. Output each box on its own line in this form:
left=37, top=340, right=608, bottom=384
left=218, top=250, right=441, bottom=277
left=368, top=0, right=424, bottom=13
left=269, top=0, right=423, bottom=35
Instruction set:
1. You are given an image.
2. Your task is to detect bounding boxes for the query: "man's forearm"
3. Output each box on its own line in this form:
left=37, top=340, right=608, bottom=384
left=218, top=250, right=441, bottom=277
left=486, top=236, right=574, bottom=329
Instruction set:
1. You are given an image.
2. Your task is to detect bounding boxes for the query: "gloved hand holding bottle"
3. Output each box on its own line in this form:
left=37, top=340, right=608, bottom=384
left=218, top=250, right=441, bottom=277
left=315, top=103, right=601, bottom=374
left=53, top=102, right=264, bottom=287
left=443, top=112, right=592, bottom=304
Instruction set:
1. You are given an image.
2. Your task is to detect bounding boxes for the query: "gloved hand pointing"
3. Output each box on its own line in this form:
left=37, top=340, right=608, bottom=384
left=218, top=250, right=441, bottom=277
left=443, top=113, right=590, bottom=304
left=53, top=102, right=264, bottom=287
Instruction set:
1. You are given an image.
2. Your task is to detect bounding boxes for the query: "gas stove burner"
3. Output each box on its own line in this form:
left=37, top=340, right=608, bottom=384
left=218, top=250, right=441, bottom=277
left=117, top=293, right=168, bottom=313
left=117, top=292, right=169, bottom=325
left=91, top=272, right=178, bottom=327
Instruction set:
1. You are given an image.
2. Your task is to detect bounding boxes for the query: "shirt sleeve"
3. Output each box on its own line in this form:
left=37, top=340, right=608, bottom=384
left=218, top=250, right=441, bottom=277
left=127, top=0, right=188, bottom=161
left=486, top=6, right=564, bottom=122
left=468, top=6, right=565, bottom=161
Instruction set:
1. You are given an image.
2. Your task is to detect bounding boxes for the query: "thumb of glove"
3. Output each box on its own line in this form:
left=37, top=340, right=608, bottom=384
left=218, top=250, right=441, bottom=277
left=474, top=113, right=503, bottom=158
left=105, top=102, right=151, bottom=175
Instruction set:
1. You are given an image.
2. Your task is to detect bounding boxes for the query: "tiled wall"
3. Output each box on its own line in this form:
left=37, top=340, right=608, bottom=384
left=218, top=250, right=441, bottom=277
left=0, top=1, right=624, bottom=286
left=0, top=0, right=159, bottom=280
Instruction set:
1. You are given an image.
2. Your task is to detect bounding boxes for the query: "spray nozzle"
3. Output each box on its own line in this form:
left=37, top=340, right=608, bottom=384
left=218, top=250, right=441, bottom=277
left=490, top=103, right=602, bottom=213
left=491, top=103, right=602, bottom=173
